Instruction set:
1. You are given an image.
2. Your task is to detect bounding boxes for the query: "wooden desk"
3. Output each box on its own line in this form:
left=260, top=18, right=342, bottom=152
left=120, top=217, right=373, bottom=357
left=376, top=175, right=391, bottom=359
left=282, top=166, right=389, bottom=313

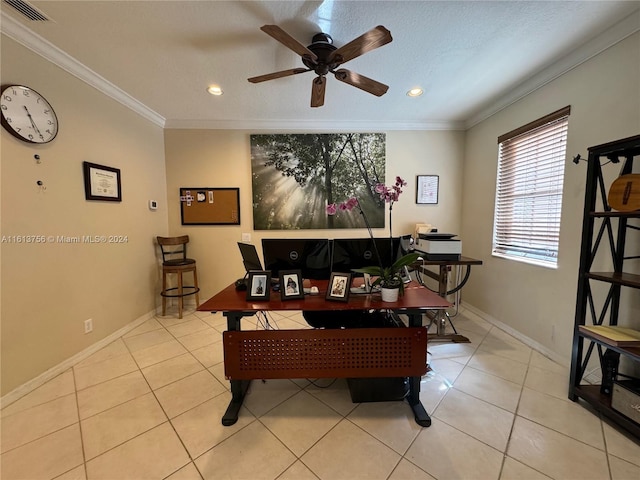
left=418, top=256, right=483, bottom=342
left=198, top=280, right=450, bottom=427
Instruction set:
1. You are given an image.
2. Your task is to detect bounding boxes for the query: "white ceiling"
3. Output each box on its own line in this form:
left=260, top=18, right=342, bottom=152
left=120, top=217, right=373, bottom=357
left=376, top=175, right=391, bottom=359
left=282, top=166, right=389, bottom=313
left=2, top=0, right=639, bottom=130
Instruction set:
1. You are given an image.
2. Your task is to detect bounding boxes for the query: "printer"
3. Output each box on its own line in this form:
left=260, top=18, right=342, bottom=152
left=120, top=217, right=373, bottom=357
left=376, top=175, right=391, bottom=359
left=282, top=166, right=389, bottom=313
left=414, top=231, right=461, bottom=260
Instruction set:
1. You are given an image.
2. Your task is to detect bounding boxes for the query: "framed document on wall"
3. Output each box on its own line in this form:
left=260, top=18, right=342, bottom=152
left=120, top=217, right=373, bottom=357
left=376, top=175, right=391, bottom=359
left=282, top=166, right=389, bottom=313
left=83, top=162, right=122, bottom=202
left=416, top=175, right=439, bottom=204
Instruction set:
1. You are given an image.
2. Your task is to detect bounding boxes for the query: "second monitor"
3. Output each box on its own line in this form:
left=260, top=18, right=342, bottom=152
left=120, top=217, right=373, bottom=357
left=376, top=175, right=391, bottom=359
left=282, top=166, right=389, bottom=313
left=331, top=237, right=402, bottom=276
left=262, top=238, right=332, bottom=280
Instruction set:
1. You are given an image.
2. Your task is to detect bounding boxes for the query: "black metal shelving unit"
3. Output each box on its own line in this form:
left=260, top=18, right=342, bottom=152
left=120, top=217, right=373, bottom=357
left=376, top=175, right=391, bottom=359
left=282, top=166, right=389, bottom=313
left=569, top=134, right=640, bottom=438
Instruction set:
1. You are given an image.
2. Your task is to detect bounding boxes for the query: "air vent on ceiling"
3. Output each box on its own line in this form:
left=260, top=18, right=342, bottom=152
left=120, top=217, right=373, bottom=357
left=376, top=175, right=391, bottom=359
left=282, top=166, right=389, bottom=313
left=3, top=0, right=49, bottom=21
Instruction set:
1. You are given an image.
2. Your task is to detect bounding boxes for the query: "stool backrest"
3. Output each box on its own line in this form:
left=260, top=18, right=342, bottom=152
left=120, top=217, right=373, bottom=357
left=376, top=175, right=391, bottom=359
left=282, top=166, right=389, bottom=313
left=157, top=235, right=190, bottom=262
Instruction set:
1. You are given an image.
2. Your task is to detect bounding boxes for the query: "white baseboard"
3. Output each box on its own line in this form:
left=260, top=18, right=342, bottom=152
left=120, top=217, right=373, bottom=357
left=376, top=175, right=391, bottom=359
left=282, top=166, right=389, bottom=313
left=460, top=302, right=570, bottom=368
left=0, top=308, right=156, bottom=409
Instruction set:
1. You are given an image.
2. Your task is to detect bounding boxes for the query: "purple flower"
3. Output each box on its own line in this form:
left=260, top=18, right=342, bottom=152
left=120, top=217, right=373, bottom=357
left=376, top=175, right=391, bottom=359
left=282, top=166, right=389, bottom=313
left=327, top=196, right=359, bottom=215
left=345, top=197, right=359, bottom=210
left=375, top=176, right=406, bottom=204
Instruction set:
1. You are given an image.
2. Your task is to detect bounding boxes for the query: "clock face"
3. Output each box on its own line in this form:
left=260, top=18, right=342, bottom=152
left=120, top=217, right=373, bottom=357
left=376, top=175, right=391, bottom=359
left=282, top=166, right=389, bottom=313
left=1, top=85, right=58, bottom=144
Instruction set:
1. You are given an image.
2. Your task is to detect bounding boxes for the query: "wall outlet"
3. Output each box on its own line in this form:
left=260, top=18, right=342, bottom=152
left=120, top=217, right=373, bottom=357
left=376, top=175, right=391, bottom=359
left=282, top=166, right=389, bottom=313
left=241, top=232, right=251, bottom=242
left=84, top=318, right=93, bottom=334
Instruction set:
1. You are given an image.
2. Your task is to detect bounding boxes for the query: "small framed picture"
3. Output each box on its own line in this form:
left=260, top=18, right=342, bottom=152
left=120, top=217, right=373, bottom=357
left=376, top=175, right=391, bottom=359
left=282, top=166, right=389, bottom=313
left=416, top=175, right=439, bottom=204
left=246, top=271, right=271, bottom=301
left=326, top=272, right=352, bottom=302
left=279, top=270, right=304, bottom=300
left=400, top=265, right=411, bottom=283
left=83, top=161, right=122, bottom=202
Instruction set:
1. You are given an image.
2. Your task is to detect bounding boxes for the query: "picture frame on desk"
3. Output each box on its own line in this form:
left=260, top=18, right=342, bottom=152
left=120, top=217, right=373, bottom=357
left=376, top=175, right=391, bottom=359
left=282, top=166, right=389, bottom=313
left=246, top=271, right=271, bottom=301
left=279, top=270, right=304, bottom=300
left=326, top=272, right=351, bottom=302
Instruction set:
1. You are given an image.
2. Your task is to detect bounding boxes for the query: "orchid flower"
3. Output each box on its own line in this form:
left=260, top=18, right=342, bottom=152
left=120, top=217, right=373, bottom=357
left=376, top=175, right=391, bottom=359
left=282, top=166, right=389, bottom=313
left=326, top=196, right=359, bottom=216
left=374, top=176, right=407, bottom=205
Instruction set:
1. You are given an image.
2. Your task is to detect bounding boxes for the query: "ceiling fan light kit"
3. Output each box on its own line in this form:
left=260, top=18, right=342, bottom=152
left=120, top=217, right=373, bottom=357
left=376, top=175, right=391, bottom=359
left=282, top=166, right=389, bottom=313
left=248, top=25, right=392, bottom=108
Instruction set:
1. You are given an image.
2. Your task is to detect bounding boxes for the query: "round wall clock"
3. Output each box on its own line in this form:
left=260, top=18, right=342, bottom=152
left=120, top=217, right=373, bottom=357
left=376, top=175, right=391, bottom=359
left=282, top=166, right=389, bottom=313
left=1, top=85, right=58, bottom=144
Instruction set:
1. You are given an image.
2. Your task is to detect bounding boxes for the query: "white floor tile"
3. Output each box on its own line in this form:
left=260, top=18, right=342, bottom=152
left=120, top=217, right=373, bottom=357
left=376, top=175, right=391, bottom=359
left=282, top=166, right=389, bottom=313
left=507, top=416, right=610, bottom=479
left=4, top=310, right=639, bottom=480
left=301, top=419, right=402, bottom=480
left=405, top=417, right=503, bottom=480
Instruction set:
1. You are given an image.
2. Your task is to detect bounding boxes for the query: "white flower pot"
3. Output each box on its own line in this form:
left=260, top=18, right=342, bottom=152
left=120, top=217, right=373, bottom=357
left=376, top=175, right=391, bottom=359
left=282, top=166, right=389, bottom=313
left=380, top=287, right=399, bottom=302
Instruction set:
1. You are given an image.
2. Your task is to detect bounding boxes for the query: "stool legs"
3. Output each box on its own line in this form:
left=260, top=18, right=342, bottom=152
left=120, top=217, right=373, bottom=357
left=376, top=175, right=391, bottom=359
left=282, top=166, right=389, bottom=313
left=160, top=267, right=199, bottom=319
left=177, top=272, right=184, bottom=319
left=193, top=267, right=200, bottom=308
left=162, top=271, right=168, bottom=316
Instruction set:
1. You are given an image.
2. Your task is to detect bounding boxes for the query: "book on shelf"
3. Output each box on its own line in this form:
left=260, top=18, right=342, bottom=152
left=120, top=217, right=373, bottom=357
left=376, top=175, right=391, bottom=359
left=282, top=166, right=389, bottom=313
left=579, top=325, right=640, bottom=347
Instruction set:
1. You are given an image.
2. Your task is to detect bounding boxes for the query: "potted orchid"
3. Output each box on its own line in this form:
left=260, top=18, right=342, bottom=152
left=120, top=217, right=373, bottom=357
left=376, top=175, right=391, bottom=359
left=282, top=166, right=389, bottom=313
left=353, top=251, right=421, bottom=300
left=326, top=176, right=418, bottom=301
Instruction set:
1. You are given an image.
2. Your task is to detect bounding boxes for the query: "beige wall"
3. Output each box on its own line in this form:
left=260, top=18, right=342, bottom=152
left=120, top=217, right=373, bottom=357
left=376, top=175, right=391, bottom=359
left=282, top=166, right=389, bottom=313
left=3, top=24, right=637, bottom=397
left=0, top=37, right=168, bottom=394
left=163, top=129, right=465, bottom=299
left=460, top=32, right=640, bottom=364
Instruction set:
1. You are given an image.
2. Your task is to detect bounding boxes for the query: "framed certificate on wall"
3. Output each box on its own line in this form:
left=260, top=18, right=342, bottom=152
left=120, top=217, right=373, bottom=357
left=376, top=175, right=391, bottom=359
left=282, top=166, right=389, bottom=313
left=416, top=175, right=439, bottom=204
left=83, top=162, right=122, bottom=202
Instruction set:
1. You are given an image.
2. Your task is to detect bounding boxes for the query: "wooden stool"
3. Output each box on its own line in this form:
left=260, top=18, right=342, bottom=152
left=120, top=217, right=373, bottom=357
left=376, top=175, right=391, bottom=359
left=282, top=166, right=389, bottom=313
left=157, top=235, right=200, bottom=319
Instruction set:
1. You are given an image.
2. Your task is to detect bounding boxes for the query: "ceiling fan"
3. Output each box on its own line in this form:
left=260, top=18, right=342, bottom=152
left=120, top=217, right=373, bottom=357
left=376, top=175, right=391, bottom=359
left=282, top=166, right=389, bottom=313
left=248, top=25, right=393, bottom=107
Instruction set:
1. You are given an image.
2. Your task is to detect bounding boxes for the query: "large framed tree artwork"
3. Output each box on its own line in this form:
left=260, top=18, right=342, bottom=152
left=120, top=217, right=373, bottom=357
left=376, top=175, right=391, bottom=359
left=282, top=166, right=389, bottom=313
left=250, top=133, right=386, bottom=230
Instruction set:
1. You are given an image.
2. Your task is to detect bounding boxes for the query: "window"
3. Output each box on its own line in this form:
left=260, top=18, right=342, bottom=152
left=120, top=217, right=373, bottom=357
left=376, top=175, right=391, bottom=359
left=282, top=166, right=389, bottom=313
left=493, top=106, right=570, bottom=267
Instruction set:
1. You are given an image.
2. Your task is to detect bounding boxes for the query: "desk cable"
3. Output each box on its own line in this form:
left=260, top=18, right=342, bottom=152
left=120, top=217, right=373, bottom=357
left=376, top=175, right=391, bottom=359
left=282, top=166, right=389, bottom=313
left=256, top=310, right=278, bottom=330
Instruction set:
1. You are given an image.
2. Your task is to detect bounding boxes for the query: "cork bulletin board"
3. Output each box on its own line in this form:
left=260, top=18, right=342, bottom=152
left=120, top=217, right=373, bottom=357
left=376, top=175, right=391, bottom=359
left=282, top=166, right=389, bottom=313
left=180, top=187, right=240, bottom=225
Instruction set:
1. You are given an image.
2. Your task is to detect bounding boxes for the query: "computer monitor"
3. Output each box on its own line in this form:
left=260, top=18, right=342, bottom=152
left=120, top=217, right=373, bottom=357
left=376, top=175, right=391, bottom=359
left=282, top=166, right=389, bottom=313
left=237, top=242, right=263, bottom=272
left=331, top=237, right=401, bottom=275
left=261, top=238, right=332, bottom=280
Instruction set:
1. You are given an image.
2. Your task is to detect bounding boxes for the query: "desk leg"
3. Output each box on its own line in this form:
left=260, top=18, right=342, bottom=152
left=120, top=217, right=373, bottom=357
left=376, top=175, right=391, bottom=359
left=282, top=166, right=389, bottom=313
left=407, top=313, right=431, bottom=427
left=222, top=379, right=251, bottom=426
left=222, top=312, right=251, bottom=426
left=428, top=267, right=470, bottom=343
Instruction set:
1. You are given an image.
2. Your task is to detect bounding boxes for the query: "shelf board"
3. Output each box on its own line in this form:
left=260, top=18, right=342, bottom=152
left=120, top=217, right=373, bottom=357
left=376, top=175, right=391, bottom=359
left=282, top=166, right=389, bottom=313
left=577, top=332, right=640, bottom=360
left=571, top=385, right=640, bottom=438
left=590, top=211, right=640, bottom=218
left=586, top=272, right=640, bottom=288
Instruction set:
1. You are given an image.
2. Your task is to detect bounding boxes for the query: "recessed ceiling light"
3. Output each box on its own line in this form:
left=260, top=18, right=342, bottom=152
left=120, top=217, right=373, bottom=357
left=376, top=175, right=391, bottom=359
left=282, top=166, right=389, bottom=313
left=207, top=85, right=223, bottom=96
left=407, top=88, right=423, bottom=97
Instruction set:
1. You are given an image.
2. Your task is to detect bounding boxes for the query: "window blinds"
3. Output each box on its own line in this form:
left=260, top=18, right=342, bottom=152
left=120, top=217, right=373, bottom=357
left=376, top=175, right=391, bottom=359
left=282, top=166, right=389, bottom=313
left=493, top=106, right=570, bottom=266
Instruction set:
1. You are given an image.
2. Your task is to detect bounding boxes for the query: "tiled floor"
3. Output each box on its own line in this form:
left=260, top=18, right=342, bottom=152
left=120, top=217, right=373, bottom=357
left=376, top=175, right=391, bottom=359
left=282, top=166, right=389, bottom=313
left=2, top=306, right=639, bottom=480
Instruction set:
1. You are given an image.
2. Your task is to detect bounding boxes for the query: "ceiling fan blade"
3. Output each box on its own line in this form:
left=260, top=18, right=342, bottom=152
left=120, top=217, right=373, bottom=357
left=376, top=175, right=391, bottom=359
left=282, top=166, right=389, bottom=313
left=311, top=76, right=326, bottom=108
left=260, top=25, right=318, bottom=62
left=328, top=25, right=392, bottom=65
left=334, top=69, right=389, bottom=97
left=248, top=68, right=310, bottom=83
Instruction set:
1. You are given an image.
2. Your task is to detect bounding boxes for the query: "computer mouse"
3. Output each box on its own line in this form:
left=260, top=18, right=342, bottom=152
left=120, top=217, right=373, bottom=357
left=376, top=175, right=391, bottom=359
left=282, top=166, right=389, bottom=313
left=235, top=278, right=247, bottom=291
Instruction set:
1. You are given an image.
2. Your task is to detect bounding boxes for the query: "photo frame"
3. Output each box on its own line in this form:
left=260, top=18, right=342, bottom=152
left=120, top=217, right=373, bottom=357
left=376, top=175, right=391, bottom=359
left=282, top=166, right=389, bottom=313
left=246, top=271, right=271, bottom=301
left=400, top=265, right=411, bottom=284
left=326, top=272, right=352, bottom=302
left=83, top=161, right=122, bottom=202
left=279, top=270, right=304, bottom=300
left=416, top=175, right=439, bottom=204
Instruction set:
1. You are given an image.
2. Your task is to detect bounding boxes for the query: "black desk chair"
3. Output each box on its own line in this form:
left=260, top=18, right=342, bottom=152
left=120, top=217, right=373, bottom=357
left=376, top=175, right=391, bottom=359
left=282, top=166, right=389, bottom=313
left=157, top=235, right=200, bottom=319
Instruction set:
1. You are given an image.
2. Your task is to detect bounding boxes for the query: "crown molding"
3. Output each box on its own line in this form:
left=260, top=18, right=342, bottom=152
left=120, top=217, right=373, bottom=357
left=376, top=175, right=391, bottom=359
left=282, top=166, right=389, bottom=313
left=163, top=118, right=466, bottom=131
left=0, top=11, right=166, bottom=127
left=2, top=7, right=637, bottom=132
left=465, top=9, right=640, bottom=129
